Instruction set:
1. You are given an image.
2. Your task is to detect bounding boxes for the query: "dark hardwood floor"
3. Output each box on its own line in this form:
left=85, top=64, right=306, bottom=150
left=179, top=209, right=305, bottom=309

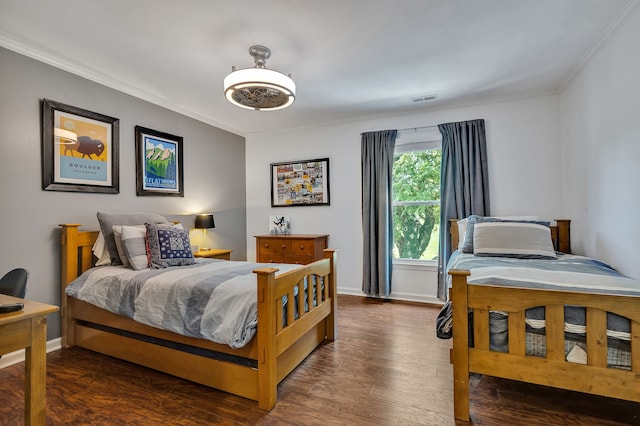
left=1, top=295, right=638, bottom=425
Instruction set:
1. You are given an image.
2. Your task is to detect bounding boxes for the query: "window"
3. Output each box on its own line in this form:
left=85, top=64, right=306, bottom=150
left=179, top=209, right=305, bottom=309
left=392, top=132, right=441, bottom=261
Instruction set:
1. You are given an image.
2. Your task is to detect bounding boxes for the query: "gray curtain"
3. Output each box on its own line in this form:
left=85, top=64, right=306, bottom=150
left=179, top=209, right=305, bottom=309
left=361, top=130, right=397, bottom=297
left=437, top=119, right=490, bottom=300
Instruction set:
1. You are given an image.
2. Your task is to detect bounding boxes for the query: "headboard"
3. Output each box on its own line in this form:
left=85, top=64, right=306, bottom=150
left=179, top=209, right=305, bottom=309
left=449, top=218, right=571, bottom=254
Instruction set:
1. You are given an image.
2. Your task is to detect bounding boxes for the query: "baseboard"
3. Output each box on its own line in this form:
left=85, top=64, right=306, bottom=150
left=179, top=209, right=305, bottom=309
left=0, top=337, right=62, bottom=369
left=337, top=288, right=443, bottom=306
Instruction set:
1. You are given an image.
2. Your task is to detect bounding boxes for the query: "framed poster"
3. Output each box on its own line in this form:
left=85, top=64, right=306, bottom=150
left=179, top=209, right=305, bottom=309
left=135, top=126, right=184, bottom=197
left=270, top=158, right=330, bottom=207
left=41, top=99, right=119, bottom=193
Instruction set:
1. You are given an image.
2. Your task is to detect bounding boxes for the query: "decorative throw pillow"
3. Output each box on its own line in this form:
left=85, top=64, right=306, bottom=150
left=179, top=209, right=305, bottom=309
left=97, top=212, right=168, bottom=265
left=145, top=223, right=194, bottom=269
left=461, top=215, right=549, bottom=253
left=120, top=225, right=148, bottom=270
left=473, top=222, right=557, bottom=259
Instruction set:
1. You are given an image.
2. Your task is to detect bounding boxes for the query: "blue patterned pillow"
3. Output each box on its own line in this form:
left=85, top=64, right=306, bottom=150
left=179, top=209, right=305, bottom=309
left=145, top=223, right=195, bottom=269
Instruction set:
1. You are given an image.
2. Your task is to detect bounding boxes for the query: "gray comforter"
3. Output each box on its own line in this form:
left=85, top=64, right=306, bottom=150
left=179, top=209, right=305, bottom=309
left=65, top=259, right=300, bottom=348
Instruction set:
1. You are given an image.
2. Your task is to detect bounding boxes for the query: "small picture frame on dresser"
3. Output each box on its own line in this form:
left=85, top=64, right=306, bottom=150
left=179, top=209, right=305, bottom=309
left=269, top=215, right=291, bottom=235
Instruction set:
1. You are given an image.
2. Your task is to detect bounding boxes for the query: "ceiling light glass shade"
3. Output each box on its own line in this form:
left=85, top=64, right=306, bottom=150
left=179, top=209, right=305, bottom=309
left=223, top=45, right=295, bottom=111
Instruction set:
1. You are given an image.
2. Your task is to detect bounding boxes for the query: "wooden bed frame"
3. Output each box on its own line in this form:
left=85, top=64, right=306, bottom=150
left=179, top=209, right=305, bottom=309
left=59, top=224, right=338, bottom=411
left=447, top=219, right=640, bottom=421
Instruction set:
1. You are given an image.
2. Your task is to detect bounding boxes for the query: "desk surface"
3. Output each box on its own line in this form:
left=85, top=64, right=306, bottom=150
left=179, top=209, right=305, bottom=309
left=0, top=295, right=58, bottom=325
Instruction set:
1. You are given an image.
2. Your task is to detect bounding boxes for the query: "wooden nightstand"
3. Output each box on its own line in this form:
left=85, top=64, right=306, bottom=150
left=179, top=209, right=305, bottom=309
left=193, top=249, right=232, bottom=260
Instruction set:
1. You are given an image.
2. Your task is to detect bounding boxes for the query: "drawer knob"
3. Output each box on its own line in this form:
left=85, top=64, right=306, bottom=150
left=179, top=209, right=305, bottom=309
left=281, top=244, right=286, bottom=249
left=264, top=243, right=270, bottom=248
left=299, top=245, right=304, bottom=249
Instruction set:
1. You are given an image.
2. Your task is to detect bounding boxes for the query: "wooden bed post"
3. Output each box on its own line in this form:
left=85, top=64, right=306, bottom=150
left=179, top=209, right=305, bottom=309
left=60, top=224, right=81, bottom=348
left=555, top=219, right=571, bottom=254
left=324, top=249, right=338, bottom=341
left=254, top=266, right=279, bottom=411
left=450, top=269, right=471, bottom=422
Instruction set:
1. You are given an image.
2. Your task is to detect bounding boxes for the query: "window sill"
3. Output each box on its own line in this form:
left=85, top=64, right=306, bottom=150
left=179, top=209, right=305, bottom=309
left=392, top=258, right=438, bottom=271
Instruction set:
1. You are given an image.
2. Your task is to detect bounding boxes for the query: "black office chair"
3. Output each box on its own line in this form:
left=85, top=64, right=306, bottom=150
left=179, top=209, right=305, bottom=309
left=0, top=268, right=28, bottom=298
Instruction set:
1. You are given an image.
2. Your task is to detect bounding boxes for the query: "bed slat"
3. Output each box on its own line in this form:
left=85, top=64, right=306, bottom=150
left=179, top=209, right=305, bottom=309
left=307, top=276, right=314, bottom=310
left=632, top=320, right=639, bottom=372
left=508, top=311, right=526, bottom=356
left=545, top=305, right=565, bottom=361
left=474, top=309, right=490, bottom=351
left=586, top=308, right=608, bottom=368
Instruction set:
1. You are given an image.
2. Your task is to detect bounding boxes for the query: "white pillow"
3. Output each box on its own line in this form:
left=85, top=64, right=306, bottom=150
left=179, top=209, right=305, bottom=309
left=456, top=218, right=468, bottom=251
left=473, top=222, right=557, bottom=259
left=92, top=232, right=111, bottom=266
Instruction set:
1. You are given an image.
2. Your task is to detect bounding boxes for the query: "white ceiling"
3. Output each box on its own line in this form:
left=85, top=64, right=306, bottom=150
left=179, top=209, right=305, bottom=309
left=0, top=0, right=636, bottom=136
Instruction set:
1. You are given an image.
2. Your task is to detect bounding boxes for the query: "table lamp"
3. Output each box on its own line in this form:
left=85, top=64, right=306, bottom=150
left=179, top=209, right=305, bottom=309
left=194, top=213, right=215, bottom=250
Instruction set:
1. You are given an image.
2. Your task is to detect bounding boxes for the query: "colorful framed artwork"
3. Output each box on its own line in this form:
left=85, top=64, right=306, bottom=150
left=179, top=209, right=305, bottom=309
left=270, top=158, right=330, bottom=207
left=41, top=99, right=119, bottom=193
left=135, top=126, right=184, bottom=197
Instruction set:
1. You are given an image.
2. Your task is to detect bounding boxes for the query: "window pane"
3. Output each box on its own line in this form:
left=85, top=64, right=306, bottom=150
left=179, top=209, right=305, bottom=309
left=392, top=204, right=440, bottom=260
left=392, top=150, right=441, bottom=202
left=392, top=148, right=441, bottom=260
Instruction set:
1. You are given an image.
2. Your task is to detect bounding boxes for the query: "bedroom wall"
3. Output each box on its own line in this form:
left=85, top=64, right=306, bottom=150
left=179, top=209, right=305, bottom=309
left=560, top=4, right=640, bottom=279
left=0, top=47, right=247, bottom=340
left=245, top=94, right=563, bottom=302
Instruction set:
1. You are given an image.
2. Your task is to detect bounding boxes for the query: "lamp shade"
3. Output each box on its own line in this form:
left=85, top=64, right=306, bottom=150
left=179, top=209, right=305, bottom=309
left=195, top=214, right=215, bottom=229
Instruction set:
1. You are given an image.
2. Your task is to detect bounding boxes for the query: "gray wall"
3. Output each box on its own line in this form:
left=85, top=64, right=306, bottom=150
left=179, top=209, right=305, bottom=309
left=0, top=47, right=247, bottom=339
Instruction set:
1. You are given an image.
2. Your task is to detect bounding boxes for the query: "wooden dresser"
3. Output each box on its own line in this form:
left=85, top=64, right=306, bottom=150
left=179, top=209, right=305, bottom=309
left=255, top=234, right=329, bottom=264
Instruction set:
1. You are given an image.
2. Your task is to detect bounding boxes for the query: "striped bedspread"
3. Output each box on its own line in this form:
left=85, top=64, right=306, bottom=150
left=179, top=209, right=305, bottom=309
left=65, top=259, right=300, bottom=348
left=441, top=252, right=640, bottom=345
left=447, top=251, right=640, bottom=296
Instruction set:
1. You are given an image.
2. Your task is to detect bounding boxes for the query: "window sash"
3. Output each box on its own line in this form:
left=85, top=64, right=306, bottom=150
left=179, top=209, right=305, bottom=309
left=393, top=200, right=440, bottom=207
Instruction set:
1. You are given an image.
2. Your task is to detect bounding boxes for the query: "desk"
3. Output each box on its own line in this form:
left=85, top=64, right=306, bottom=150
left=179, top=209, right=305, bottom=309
left=0, top=295, right=58, bottom=426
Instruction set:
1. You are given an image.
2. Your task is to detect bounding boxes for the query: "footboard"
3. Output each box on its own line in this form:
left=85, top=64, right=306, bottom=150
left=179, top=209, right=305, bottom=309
left=254, top=249, right=337, bottom=410
left=450, top=269, right=640, bottom=421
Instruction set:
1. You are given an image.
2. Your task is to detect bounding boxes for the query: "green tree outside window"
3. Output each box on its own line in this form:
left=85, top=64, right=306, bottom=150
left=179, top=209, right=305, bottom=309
left=392, top=149, right=441, bottom=260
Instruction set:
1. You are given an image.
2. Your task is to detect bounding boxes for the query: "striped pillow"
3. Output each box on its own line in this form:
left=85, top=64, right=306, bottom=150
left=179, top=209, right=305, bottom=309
left=461, top=215, right=548, bottom=253
left=473, top=222, right=557, bottom=259
left=120, top=225, right=149, bottom=270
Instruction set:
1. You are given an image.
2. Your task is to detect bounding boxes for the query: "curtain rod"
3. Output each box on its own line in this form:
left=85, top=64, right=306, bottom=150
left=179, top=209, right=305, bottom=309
left=397, top=124, right=438, bottom=132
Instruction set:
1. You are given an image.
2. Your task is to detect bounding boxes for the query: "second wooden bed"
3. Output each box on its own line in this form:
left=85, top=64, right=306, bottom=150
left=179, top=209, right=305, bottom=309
left=59, top=224, right=338, bottom=411
left=447, top=219, right=640, bottom=421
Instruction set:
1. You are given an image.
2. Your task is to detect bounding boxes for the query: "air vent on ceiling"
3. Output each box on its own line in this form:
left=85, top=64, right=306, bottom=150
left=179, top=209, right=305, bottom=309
left=411, top=94, right=438, bottom=103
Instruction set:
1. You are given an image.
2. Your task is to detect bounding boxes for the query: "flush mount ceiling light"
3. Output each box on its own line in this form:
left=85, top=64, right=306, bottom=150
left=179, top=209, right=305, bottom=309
left=223, top=45, right=296, bottom=111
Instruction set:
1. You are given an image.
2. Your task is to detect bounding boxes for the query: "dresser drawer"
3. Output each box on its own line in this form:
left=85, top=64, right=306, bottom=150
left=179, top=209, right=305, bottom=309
left=257, top=253, right=286, bottom=263
left=292, top=241, right=315, bottom=256
left=285, top=254, right=314, bottom=265
left=258, top=238, right=292, bottom=254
